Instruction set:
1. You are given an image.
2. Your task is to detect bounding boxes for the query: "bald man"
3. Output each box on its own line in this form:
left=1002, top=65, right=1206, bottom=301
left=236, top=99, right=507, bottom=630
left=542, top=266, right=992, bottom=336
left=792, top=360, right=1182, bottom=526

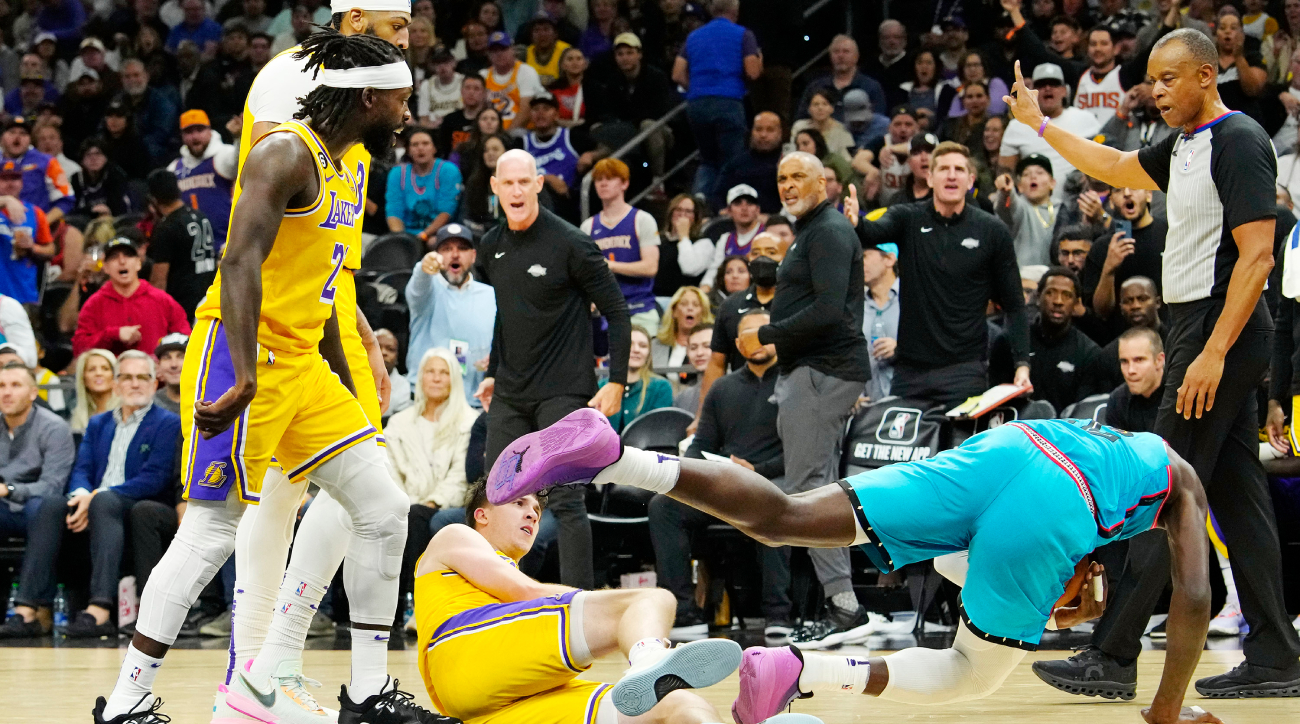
left=1005, top=28, right=1300, bottom=699
left=712, top=111, right=785, bottom=212
left=472, top=149, right=630, bottom=590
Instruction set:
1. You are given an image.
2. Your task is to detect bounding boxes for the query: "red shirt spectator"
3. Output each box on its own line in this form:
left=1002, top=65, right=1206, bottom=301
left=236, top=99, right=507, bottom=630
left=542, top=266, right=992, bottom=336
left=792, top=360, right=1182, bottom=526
left=72, top=236, right=190, bottom=357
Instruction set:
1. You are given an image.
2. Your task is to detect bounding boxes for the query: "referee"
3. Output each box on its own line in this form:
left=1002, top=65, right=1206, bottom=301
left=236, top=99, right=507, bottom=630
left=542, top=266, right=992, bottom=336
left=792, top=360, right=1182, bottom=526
left=1005, top=29, right=1300, bottom=704
left=475, top=149, right=630, bottom=590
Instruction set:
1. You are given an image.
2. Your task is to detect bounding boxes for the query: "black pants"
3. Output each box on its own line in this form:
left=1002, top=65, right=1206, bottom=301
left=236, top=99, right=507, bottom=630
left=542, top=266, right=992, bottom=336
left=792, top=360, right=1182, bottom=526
left=0, top=496, right=63, bottom=608
left=648, top=494, right=792, bottom=621
left=86, top=490, right=144, bottom=607
left=398, top=503, right=438, bottom=626
left=1096, top=298, right=1300, bottom=668
left=485, top=392, right=595, bottom=590
left=128, top=499, right=176, bottom=593
left=891, top=360, right=988, bottom=410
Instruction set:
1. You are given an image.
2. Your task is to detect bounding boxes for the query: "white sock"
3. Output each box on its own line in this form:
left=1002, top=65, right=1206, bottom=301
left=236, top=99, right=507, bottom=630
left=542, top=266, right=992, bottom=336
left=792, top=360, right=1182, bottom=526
left=1216, top=550, right=1239, bottom=610
left=249, top=572, right=328, bottom=680
left=231, top=581, right=276, bottom=679
left=627, top=636, right=671, bottom=666
left=797, top=652, right=873, bottom=694
left=348, top=627, right=390, bottom=701
left=593, top=447, right=680, bottom=493
left=104, top=645, right=164, bottom=717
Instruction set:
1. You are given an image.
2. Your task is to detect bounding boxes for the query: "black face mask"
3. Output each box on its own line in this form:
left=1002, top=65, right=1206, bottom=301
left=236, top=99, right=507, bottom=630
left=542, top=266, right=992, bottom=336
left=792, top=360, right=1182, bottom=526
left=749, top=255, right=779, bottom=287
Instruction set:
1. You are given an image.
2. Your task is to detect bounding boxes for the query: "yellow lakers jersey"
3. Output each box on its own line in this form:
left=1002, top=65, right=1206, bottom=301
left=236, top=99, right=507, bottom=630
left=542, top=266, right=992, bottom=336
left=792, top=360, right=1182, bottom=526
left=198, top=119, right=365, bottom=354
left=525, top=41, right=569, bottom=86
left=485, top=62, right=525, bottom=130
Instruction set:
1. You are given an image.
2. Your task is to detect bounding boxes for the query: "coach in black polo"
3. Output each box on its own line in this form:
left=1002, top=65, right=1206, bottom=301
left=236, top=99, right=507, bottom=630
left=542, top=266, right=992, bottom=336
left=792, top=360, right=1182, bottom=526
left=1005, top=29, right=1300, bottom=705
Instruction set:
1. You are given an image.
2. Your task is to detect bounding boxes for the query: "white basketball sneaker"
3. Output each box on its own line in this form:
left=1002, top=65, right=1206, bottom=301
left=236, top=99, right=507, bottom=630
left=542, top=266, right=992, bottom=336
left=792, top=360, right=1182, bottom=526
left=225, top=660, right=333, bottom=724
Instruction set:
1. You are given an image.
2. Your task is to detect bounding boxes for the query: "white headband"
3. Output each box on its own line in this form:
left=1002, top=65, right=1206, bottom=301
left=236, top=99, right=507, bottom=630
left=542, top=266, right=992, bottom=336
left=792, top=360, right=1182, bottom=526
left=330, top=0, right=411, bottom=12
left=320, top=61, right=413, bottom=89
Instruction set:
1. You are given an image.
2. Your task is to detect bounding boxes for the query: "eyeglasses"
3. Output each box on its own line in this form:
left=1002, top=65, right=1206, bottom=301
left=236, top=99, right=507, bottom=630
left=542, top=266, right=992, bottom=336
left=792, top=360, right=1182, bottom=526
left=117, top=373, right=154, bottom=383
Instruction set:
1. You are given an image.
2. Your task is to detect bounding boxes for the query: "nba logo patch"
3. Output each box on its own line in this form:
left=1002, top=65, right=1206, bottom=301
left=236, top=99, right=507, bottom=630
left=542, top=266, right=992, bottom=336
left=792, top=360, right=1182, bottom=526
left=280, top=602, right=292, bottom=614
left=875, top=407, right=922, bottom=445
left=295, top=582, right=307, bottom=596
left=129, top=666, right=142, bottom=681
left=1182, top=148, right=1196, bottom=172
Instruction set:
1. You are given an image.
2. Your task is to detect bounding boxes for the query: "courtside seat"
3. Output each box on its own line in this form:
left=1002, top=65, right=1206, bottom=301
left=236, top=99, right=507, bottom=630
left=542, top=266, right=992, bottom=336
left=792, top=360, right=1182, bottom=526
left=1060, top=393, right=1110, bottom=423
left=621, top=408, right=694, bottom=454
left=361, top=233, right=423, bottom=272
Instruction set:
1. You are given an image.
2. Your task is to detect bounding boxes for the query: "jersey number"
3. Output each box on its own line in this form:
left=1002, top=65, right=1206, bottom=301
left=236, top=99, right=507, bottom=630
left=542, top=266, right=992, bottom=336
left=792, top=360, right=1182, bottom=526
left=188, top=219, right=215, bottom=274
left=319, top=242, right=345, bottom=304
left=1081, top=419, right=1132, bottom=443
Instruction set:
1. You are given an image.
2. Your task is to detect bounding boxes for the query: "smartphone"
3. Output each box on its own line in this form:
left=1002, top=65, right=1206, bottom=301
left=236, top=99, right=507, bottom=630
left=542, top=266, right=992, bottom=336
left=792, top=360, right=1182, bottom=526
left=1112, top=219, right=1133, bottom=238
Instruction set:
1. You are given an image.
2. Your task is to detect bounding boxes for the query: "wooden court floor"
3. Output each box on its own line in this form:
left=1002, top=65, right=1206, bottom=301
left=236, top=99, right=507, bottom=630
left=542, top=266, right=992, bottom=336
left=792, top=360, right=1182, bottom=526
left=4, top=646, right=1296, bottom=723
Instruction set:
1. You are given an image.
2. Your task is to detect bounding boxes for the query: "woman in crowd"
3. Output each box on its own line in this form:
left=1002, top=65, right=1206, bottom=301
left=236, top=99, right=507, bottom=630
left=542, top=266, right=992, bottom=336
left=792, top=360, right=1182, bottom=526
left=100, top=103, right=153, bottom=180
left=706, top=254, right=749, bottom=309
left=651, top=285, right=712, bottom=370
left=460, top=133, right=510, bottom=235
left=69, top=348, right=119, bottom=434
left=938, top=79, right=991, bottom=147
left=654, top=193, right=713, bottom=298
left=472, top=0, right=506, bottom=35
left=71, top=137, right=134, bottom=219
left=790, top=86, right=856, bottom=160
left=794, top=127, right=854, bottom=187
left=937, top=50, right=1009, bottom=120
left=387, top=348, right=481, bottom=629
left=580, top=0, right=621, bottom=60
left=452, top=19, right=490, bottom=74
left=672, top=323, right=713, bottom=412
left=1262, top=0, right=1300, bottom=83
left=597, top=325, right=674, bottom=432
left=134, top=24, right=178, bottom=88
left=413, top=0, right=436, bottom=25
left=548, top=47, right=590, bottom=127
left=405, top=17, right=436, bottom=90
left=899, top=50, right=940, bottom=114
left=450, top=105, right=504, bottom=168
left=972, top=115, right=1006, bottom=198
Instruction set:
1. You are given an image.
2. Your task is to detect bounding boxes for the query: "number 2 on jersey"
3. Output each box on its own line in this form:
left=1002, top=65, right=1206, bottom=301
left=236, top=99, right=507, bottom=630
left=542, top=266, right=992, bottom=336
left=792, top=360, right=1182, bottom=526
left=320, top=242, right=345, bottom=303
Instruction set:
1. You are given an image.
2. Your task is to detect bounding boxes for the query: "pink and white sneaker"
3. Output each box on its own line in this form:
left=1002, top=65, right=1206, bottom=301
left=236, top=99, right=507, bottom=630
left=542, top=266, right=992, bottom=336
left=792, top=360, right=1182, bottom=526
left=732, top=646, right=810, bottom=724
left=486, top=408, right=621, bottom=505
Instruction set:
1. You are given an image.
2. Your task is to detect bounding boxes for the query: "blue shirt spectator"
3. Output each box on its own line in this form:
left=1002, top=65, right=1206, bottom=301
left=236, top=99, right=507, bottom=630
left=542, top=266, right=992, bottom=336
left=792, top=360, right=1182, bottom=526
left=117, top=59, right=180, bottom=167
left=0, top=118, right=75, bottom=216
left=4, top=75, right=60, bottom=118
left=36, top=0, right=85, bottom=55
left=386, top=129, right=462, bottom=239
left=405, top=224, right=497, bottom=406
left=166, top=0, right=224, bottom=54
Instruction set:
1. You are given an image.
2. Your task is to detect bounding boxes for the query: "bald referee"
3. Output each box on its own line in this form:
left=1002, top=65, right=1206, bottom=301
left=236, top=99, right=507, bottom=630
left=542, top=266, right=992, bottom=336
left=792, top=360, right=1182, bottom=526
left=1004, top=29, right=1300, bottom=700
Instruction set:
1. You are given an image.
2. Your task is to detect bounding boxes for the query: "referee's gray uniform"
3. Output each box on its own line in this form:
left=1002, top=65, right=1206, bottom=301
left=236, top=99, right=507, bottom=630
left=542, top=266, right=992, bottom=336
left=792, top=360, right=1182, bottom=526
left=1094, top=111, right=1300, bottom=670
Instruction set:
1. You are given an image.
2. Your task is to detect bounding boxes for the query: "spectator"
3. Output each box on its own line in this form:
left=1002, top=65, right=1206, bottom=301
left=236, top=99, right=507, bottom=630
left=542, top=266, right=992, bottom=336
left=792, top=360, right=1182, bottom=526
left=535, top=0, right=582, bottom=47
left=705, top=253, right=748, bottom=309
left=1099, top=79, right=1178, bottom=154
left=971, top=115, right=1007, bottom=197
left=582, top=157, right=661, bottom=330
left=1274, top=48, right=1300, bottom=152
left=69, top=349, right=120, bottom=433
left=186, top=25, right=255, bottom=126
left=1108, top=325, right=1165, bottom=432
left=458, top=132, right=510, bottom=234
left=225, top=0, right=272, bottom=35
left=578, top=0, right=619, bottom=60
left=72, top=236, right=190, bottom=358
left=935, top=15, right=970, bottom=78
left=35, top=0, right=85, bottom=57
left=71, top=37, right=123, bottom=97
left=453, top=19, right=490, bottom=75
left=1055, top=224, right=1093, bottom=276
left=842, top=88, right=891, bottom=151
left=652, top=310, right=789, bottom=639
left=0, top=116, right=73, bottom=223
left=862, top=242, right=899, bottom=402
left=937, top=79, right=990, bottom=147
left=31, top=32, right=68, bottom=91
left=59, top=67, right=111, bottom=156
left=937, top=50, right=1009, bottom=120
left=386, top=127, right=462, bottom=242
left=406, top=224, right=496, bottom=406
left=672, top=323, right=713, bottom=412
left=62, top=350, right=180, bottom=638
left=1214, top=10, right=1268, bottom=125
left=600, top=32, right=676, bottom=180
left=1262, top=0, right=1300, bottom=83
left=266, top=0, right=329, bottom=37
left=70, top=137, right=134, bottom=218
left=999, top=63, right=1100, bottom=202
left=145, top=169, right=216, bottom=318
left=0, top=295, right=36, bottom=367
left=153, top=333, right=186, bottom=413
left=790, top=87, right=855, bottom=161
left=654, top=193, right=713, bottom=297
left=711, top=111, right=783, bottom=213
left=0, top=168, right=55, bottom=305
left=166, top=110, right=235, bottom=253
left=471, top=0, right=506, bottom=35
left=866, top=19, right=910, bottom=106
left=271, top=3, right=315, bottom=55
left=796, top=34, right=885, bottom=125
left=374, top=328, right=411, bottom=412
left=992, top=266, right=1104, bottom=411
left=116, top=59, right=180, bottom=168
left=0, top=363, right=76, bottom=639
left=405, top=17, right=436, bottom=90
left=848, top=141, right=1031, bottom=408
left=438, top=74, right=487, bottom=155
left=481, top=30, right=543, bottom=131
left=1098, top=276, right=1164, bottom=388
left=247, top=31, right=273, bottom=73
left=523, top=93, right=598, bottom=222
left=1082, top=185, right=1166, bottom=319
left=899, top=49, right=940, bottom=114
left=548, top=46, right=591, bottom=126
left=701, top=183, right=764, bottom=289
left=418, top=45, right=463, bottom=126
left=674, top=0, right=762, bottom=195
left=857, top=104, right=918, bottom=198
left=166, top=0, right=222, bottom=57
left=524, top=11, right=570, bottom=86
left=880, top=132, right=935, bottom=207
left=33, top=123, right=78, bottom=180
left=651, top=285, right=712, bottom=369
left=596, top=324, right=673, bottom=432
left=106, top=0, right=170, bottom=51
left=993, top=154, right=1061, bottom=267
left=1049, top=14, right=1083, bottom=59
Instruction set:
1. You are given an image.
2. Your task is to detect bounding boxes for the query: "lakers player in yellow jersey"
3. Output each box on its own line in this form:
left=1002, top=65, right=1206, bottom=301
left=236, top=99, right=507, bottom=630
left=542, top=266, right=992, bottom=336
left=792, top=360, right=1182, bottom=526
left=95, top=32, right=440, bottom=724
left=415, top=478, right=743, bottom=724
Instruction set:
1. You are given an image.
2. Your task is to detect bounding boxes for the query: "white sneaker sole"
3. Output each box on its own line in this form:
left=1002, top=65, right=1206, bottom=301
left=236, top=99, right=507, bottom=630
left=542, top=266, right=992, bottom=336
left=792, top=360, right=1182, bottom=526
left=611, top=639, right=743, bottom=716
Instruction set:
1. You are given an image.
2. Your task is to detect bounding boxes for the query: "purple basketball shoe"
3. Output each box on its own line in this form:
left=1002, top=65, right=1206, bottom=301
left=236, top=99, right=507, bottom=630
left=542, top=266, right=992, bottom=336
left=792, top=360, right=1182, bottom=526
left=486, top=407, right=622, bottom=505
left=732, top=646, right=810, bottom=724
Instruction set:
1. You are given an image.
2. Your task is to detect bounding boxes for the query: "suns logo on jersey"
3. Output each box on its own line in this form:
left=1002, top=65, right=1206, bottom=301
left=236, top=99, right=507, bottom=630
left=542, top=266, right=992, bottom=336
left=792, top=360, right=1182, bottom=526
left=319, top=162, right=366, bottom=231
left=198, top=461, right=228, bottom=487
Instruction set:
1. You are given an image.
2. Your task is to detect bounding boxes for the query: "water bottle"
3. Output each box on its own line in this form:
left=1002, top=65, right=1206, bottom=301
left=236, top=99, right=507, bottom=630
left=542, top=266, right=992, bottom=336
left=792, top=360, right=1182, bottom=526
left=871, top=315, right=886, bottom=356
left=403, top=592, right=415, bottom=628
left=4, top=582, right=16, bottom=618
left=52, top=584, right=69, bottom=637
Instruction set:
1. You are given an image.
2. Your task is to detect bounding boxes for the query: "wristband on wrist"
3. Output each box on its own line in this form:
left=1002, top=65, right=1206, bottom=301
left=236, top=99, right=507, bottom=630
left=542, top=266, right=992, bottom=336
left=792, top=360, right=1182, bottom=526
left=1037, top=118, right=1050, bottom=137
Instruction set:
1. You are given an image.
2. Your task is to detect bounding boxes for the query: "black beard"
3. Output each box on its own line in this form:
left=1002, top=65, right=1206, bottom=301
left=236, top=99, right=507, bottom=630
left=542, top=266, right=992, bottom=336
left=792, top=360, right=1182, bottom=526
left=362, top=123, right=397, bottom=162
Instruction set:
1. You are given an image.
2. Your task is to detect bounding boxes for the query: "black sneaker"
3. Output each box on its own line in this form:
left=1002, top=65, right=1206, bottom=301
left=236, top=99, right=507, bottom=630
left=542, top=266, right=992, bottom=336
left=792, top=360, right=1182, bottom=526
left=1030, top=646, right=1137, bottom=700
left=67, top=611, right=117, bottom=639
left=789, top=605, right=879, bottom=650
left=1147, top=619, right=1167, bottom=639
left=764, top=619, right=794, bottom=642
left=177, top=609, right=211, bottom=638
left=92, top=694, right=171, bottom=723
left=669, top=607, right=708, bottom=641
left=338, top=678, right=460, bottom=723
left=0, top=613, right=47, bottom=639
left=1194, top=661, right=1300, bottom=698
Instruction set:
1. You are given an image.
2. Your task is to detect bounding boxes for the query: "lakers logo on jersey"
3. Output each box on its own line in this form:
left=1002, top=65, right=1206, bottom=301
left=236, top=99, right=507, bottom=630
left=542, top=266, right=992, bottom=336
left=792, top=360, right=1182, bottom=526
left=198, top=461, right=228, bottom=487
left=320, top=162, right=366, bottom=231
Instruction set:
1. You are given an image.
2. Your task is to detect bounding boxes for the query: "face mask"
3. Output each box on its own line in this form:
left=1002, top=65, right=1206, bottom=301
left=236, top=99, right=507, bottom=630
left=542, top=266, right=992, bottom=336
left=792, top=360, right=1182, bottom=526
left=749, top=255, right=779, bottom=287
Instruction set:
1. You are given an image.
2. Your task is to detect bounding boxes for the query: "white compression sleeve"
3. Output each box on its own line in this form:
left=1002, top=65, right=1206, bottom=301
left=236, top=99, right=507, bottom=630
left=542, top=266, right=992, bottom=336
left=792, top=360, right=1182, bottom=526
left=932, top=551, right=969, bottom=587
left=231, top=468, right=304, bottom=681
left=591, top=446, right=680, bottom=493
left=878, top=621, right=1027, bottom=704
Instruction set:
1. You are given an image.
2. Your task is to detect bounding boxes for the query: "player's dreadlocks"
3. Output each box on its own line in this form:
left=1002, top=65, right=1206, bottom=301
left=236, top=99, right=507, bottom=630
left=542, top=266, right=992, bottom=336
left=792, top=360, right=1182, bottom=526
left=292, top=28, right=406, bottom=136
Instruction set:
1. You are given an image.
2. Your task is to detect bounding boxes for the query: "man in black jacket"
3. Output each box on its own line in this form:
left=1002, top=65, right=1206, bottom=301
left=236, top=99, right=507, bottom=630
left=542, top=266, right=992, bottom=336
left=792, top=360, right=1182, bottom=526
left=738, top=151, right=871, bottom=646
left=594, top=33, right=677, bottom=180
left=847, top=141, right=1032, bottom=408
left=475, top=149, right=630, bottom=590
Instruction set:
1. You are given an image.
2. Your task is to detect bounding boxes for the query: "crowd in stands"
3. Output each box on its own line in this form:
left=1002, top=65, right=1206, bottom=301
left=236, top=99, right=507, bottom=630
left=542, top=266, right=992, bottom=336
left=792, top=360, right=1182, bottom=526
left=2, top=0, right=1300, bottom=647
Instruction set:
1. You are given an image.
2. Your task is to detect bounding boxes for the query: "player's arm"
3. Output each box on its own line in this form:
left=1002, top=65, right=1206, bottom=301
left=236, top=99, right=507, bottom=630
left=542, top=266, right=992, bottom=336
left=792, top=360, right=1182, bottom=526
left=1146, top=450, right=1215, bottom=724
left=320, top=304, right=356, bottom=396
left=427, top=523, right=574, bottom=602
left=194, top=133, right=316, bottom=437
left=1003, top=61, right=1159, bottom=191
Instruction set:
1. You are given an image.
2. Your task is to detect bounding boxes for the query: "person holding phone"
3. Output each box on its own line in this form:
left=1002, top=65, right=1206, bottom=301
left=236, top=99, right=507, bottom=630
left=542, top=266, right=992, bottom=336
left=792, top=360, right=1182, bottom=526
left=1082, top=185, right=1168, bottom=320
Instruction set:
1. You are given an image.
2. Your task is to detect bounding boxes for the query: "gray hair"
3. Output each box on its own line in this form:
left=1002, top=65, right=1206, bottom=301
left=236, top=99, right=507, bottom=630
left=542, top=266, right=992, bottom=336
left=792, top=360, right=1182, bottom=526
left=831, top=34, right=859, bottom=53
left=1153, top=28, right=1218, bottom=70
left=117, top=349, right=156, bottom=378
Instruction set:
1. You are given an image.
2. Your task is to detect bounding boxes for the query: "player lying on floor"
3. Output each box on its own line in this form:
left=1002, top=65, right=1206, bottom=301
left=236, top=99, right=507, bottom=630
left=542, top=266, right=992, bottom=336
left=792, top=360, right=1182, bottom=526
left=415, top=478, right=818, bottom=724
left=486, top=411, right=1220, bottom=724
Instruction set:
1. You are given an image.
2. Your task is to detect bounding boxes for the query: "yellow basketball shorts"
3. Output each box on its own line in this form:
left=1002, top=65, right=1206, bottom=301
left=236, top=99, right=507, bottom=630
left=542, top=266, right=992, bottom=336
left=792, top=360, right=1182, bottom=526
left=180, top=318, right=379, bottom=503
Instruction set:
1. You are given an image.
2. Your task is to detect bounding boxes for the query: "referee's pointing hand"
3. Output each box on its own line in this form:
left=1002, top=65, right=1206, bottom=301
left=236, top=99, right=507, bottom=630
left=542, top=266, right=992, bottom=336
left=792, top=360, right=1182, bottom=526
left=1004, top=61, right=1045, bottom=132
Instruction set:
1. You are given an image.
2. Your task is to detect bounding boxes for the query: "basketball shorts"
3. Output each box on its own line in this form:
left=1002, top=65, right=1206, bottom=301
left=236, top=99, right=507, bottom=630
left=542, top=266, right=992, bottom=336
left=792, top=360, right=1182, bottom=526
left=840, top=424, right=1100, bottom=650
left=418, top=588, right=608, bottom=723
left=181, top=318, right=379, bottom=503
left=337, top=270, right=385, bottom=437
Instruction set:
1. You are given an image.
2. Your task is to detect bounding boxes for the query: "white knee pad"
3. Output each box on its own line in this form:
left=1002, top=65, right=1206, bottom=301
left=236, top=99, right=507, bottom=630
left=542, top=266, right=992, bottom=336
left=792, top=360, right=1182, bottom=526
left=933, top=551, right=969, bottom=587
left=308, top=441, right=408, bottom=580
left=879, top=621, right=1026, bottom=705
